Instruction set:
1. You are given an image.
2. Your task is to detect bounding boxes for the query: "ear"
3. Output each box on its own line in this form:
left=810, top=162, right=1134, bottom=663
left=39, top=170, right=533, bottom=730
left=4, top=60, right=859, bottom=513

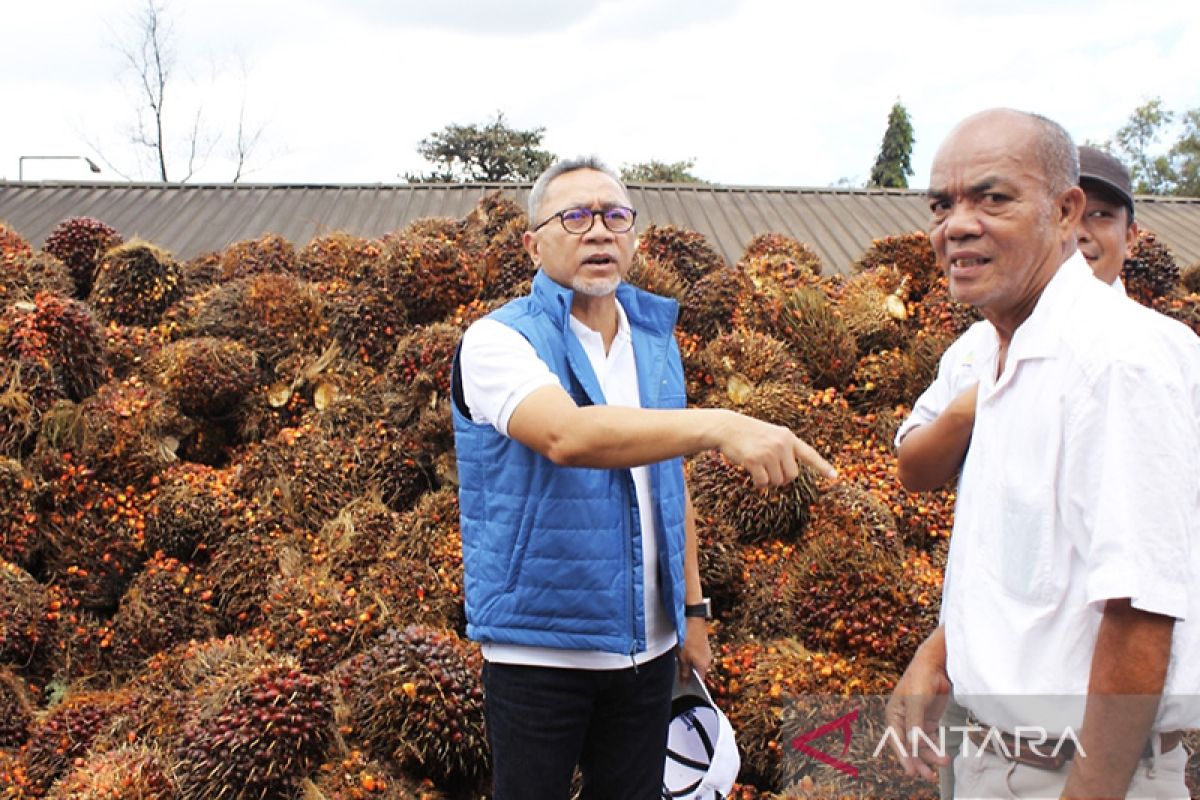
left=522, top=229, right=540, bottom=267
left=1057, top=185, right=1086, bottom=235
left=1124, top=220, right=1140, bottom=258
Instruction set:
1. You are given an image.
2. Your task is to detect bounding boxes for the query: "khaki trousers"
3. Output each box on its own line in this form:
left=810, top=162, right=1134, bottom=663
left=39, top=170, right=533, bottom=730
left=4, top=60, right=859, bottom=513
left=953, top=741, right=1188, bottom=799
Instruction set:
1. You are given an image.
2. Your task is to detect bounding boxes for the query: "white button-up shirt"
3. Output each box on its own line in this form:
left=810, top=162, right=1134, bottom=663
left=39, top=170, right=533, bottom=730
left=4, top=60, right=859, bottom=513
left=939, top=252, right=1200, bottom=733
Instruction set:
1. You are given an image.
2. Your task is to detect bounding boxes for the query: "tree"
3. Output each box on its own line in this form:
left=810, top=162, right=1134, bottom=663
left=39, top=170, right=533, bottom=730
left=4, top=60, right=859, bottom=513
left=1111, top=98, right=1176, bottom=195
left=868, top=101, right=915, bottom=189
left=1169, top=108, right=1200, bottom=198
left=408, top=112, right=555, bottom=182
left=620, top=159, right=704, bottom=183
left=91, top=0, right=264, bottom=183
left=118, top=1, right=207, bottom=181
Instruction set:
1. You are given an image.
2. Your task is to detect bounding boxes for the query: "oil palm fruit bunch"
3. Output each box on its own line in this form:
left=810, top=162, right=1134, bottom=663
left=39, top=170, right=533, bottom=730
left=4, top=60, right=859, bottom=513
left=0, top=559, right=52, bottom=666
left=401, top=216, right=479, bottom=253
left=0, top=221, right=31, bottom=258
left=0, top=667, right=34, bottom=747
left=386, top=322, right=460, bottom=410
left=327, top=274, right=410, bottom=366
left=678, top=267, right=753, bottom=339
left=306, top=748, right=448, bottom=799
left=219, top=233, right=297, bottom=281
left=149, top=336, right=259, bottom=419
left=1123, top=230, right=1180, bottom=306
left=700, top=328, right=806, bottom=396
left=637, top=224, right=727, bottom=285
left=0, top=249, right=74, bottom=303
left=626, top=251, right=687, bottom=301
left=179, top=249, right=223, bottom=295
left=173, top=657, right=334, bottom=800
left=1181, top=260, right=1200, bottom=294
left=44, top=744, right=176, bottom=800
left=143, top=461, right=234, bottom=560
left=837, top=265, right=912, bottom=355
left=23, top=689, right=141, bottom=791
left=188, top=273, right=328, bottom=370
left=335, top=625, right=487, bottom=791
left=3, top=290, right=108, bottom=402
left=776, top=287, right=856, bottom=390
left=853, top=230, right=939, bottom=301
left=49, top=375, right=190, bottom=489
left=464, top=189, right=526, bottom=243
left=478, top=216, right=533, bottom=301
left=42, top=217, right=123, bottom=298
left=790, top=523, right=936, bottom=668
left=295, top=231, right=381, bottom=285
left=377, top=233, right=481, bottom=326
left=1152, top=292, right=1200, bottom=337
left=0, top=459, right=41, bottom=568
left=89, top=241, right=183, bottom=327
left=847, top=348, right=915, bottom=415
left=105, top=553, right=220, bottom=673
left=35, top=452, right=149, bottom=611
left=719, top=639, right=896, bottom=792
left=207, top=500, right=305, bottom=629
left=742, top=232, right=823, bottom=274
left=688, top=451, right=816, bottom=544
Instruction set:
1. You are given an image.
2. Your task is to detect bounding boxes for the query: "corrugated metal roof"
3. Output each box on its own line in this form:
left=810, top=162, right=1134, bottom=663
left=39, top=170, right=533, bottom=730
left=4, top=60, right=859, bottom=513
left=2, top=181, right=1199, bottom=275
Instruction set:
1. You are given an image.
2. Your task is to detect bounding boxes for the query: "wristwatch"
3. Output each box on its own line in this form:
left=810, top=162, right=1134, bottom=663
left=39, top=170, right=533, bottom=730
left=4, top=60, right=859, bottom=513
left=684, top=598, right=712, bottom=619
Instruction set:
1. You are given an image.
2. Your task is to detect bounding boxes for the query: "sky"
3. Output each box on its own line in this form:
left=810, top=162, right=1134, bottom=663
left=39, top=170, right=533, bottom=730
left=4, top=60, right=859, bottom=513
left=2, top=0, right=1198, bottom=189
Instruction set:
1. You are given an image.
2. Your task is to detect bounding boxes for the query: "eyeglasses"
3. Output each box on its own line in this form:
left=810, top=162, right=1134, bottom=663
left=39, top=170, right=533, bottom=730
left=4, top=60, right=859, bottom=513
left=532, top=205, right=637, bottom=235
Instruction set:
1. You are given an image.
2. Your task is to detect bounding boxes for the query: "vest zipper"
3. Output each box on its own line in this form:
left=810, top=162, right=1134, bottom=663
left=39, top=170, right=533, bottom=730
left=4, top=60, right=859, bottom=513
left=625, top=470, right=640, bottom=666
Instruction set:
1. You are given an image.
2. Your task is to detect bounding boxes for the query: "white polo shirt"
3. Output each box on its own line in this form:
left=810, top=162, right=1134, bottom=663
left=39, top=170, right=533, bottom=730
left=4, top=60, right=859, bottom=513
left=459, top=300, right=678, bottom=669
left=940, top=253, right=1200, bottom=733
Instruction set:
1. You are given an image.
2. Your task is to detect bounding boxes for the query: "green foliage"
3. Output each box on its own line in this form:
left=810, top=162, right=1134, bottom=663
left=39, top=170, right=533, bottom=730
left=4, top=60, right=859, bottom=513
left=1113, top=98, right=1175, bottom=194
left=868, top=101, right=915, bottom=189
left=1171, top=108, right=1200, bottom=198
left=1102, top=98, right=1200, bottom=197
left=620, top=158, right=704, bottom=183
left=408, top=111, right=555, bottom=182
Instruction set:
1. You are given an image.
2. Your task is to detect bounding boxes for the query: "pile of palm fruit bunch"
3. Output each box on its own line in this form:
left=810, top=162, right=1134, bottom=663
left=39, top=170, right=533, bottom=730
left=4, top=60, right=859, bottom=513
left=1, top=198, right=1196, bottom=800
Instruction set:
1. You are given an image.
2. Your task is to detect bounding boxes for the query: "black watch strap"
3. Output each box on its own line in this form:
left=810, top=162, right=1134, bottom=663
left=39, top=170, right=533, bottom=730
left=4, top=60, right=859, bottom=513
left=684, top=598, right=711, bottom=619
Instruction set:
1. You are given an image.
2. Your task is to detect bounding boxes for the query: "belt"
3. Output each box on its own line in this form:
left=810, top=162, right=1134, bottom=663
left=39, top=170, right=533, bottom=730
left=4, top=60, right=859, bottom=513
left=966, top=727, right=1183, bottom=771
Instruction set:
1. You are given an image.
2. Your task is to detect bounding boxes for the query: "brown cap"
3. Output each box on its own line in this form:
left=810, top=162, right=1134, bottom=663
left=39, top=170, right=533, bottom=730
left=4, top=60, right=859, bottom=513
left=1078, top=146, right=1134, bottom=218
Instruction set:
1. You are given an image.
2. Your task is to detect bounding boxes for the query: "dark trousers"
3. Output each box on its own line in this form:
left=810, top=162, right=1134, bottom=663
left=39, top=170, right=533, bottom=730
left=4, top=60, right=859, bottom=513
left=483, top=651, right=676, bottom=800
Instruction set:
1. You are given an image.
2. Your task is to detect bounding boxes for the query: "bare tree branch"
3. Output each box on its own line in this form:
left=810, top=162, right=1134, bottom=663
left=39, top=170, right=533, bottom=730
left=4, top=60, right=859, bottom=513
left=118, top=0, right=173, bottom=180
left=230, top=57, right=265, bottom=183
left=109, top=0, right=263, bottom=182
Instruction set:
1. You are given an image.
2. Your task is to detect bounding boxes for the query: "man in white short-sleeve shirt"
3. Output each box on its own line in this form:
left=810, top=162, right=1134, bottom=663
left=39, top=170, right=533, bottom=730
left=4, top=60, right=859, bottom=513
left=885, top=109, right=1200, bottom=800
left=453, top=156, right=834, bottom=800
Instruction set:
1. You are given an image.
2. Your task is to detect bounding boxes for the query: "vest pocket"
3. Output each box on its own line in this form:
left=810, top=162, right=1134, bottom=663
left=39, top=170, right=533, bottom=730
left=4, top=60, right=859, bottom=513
left=502, top=520, right=533, bottom=593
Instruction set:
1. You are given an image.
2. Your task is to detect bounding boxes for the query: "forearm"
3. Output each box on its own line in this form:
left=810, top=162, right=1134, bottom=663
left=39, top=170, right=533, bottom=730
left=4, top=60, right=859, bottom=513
left=1061, top=599, right=1175, bottom=799
left=683, top=491, right=703, bottom=604
left=896, top=396, right=976, bottom=491
left=678, top=489, right=711, bottom=678
left=541, top=404, right=741, bottom=469
left=507, top=385, right=834, bottom=485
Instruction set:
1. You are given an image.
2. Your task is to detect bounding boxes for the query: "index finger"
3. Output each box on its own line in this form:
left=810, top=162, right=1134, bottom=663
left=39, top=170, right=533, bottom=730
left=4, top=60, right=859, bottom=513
left=793, top=436, right=836, bottom=479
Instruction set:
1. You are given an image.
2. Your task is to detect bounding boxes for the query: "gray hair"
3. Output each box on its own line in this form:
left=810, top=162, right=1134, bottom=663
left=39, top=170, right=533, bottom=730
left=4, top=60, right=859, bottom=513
left=527, top=156, right=626, bottom=226
left=1027, top=111, right=1079, bottom=195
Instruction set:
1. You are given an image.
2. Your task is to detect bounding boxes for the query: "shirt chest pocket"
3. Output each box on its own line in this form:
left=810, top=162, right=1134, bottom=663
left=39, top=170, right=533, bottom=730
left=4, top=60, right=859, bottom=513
left=977, top=402, right=1065, bottom=605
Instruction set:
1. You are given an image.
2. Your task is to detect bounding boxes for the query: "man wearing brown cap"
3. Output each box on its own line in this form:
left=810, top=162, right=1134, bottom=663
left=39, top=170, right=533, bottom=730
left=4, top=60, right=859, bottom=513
left=1077, top=145, right=1139, bottom=286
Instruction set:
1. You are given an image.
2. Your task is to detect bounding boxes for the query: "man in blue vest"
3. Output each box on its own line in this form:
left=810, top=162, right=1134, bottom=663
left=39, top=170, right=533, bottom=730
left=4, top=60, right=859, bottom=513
left=453, top=156, right=835, bottom=800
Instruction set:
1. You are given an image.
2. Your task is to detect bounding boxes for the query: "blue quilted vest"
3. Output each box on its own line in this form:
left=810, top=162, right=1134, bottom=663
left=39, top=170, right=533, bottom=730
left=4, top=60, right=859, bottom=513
left=453, top=270, right=690, bottom=655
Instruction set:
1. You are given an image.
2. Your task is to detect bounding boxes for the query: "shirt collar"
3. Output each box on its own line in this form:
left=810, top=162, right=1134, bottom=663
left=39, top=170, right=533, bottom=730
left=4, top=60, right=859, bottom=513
left=568, top=298, right=631, bottom=345
left=1005, top=250, right=1091, bottom=366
